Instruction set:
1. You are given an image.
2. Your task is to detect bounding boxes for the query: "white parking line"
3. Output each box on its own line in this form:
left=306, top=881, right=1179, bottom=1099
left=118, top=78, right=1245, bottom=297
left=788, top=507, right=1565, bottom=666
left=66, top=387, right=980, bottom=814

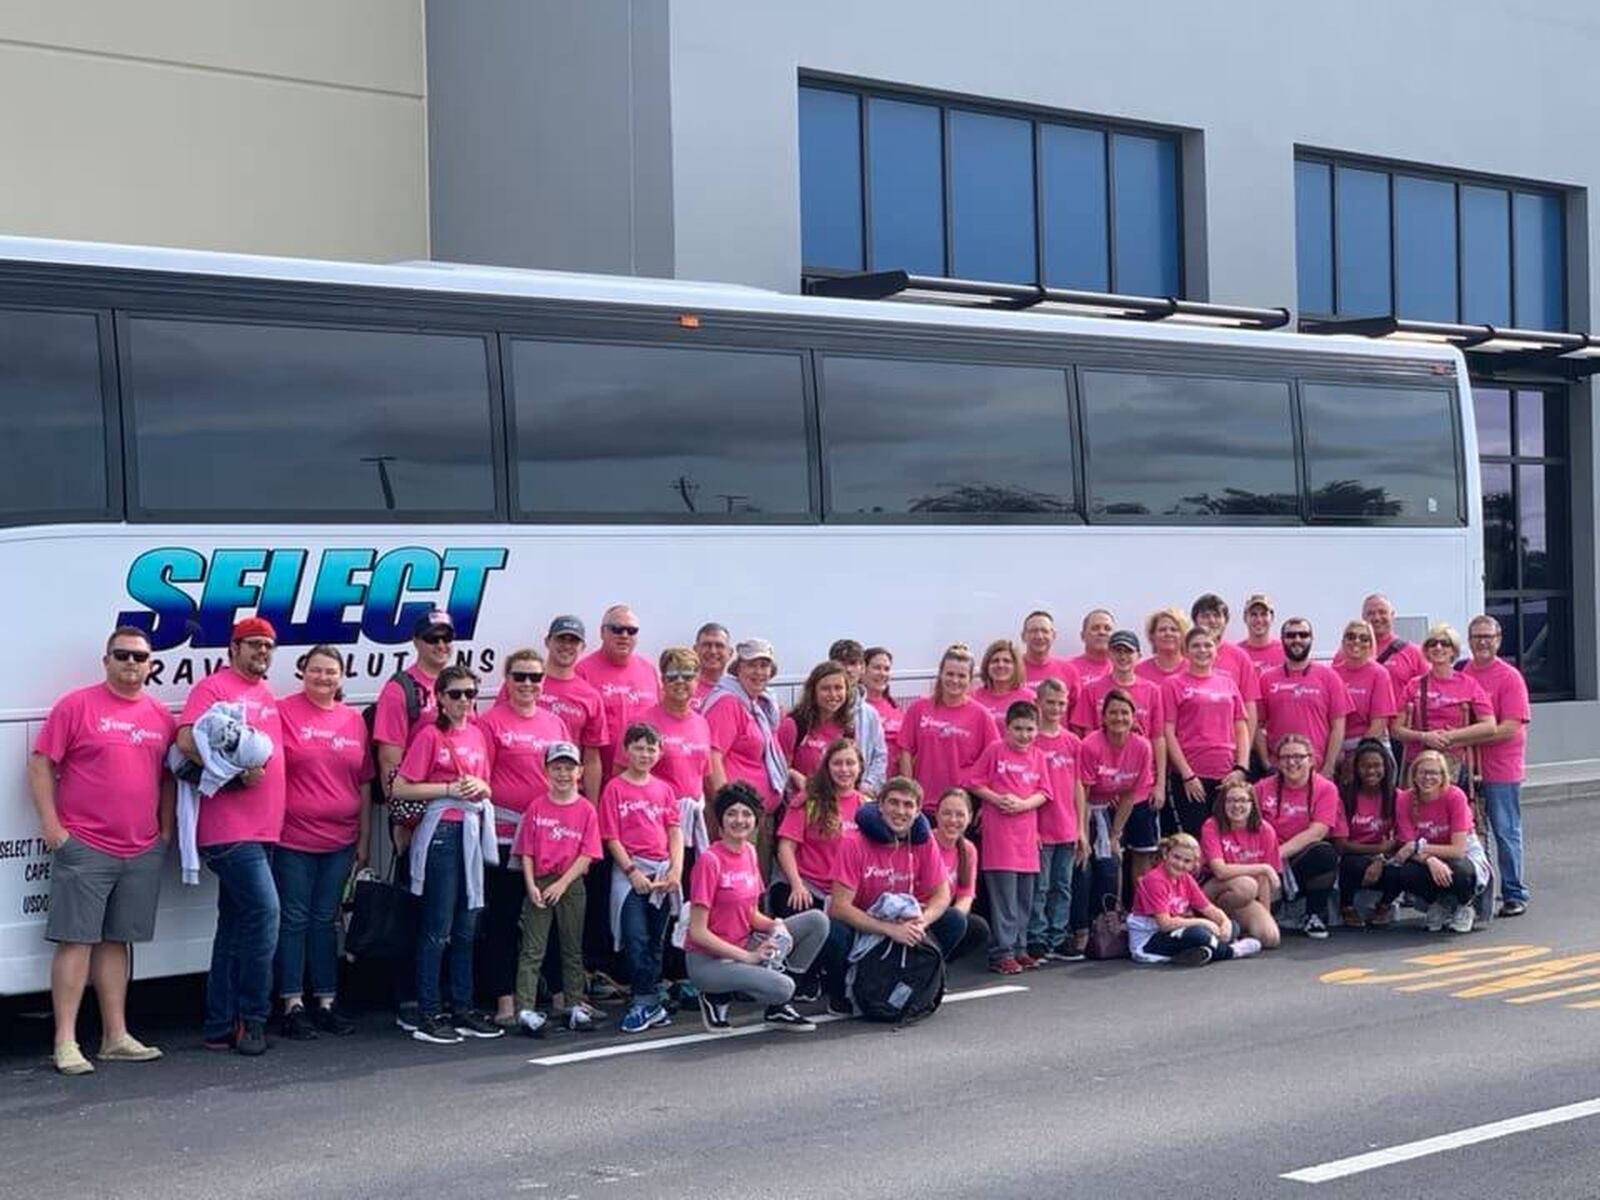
left=1282, top=1097, right=1600, bottom=1183
left=527, top=983, right=1029, bottom=1067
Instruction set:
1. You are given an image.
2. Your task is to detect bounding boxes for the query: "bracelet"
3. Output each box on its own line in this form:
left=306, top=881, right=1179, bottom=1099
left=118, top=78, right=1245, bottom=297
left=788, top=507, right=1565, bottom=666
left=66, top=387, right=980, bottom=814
left=1182, top=775, right=1197, bottom=784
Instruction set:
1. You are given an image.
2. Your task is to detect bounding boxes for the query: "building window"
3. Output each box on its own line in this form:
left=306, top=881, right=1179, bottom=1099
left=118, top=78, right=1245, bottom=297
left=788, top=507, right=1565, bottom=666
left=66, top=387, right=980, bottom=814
left=1294, top=156, right=1566, bottom=328
left=1476, top=387, right=1572, bottom=700
left=799, top=83, right=1182, bottom=295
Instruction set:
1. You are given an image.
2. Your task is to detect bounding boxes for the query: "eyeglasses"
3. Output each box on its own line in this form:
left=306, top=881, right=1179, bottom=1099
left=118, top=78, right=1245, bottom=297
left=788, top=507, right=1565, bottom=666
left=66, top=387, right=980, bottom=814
left=421, top=633, right=455, bottom=646
left=1468, top=633, right=1499, bottom=643
left=1424, top=638, right=1453, bottom=650
left=1279, top=753, right=1312, bottom=762
left=663, top=669, right=697, bottom=682
left=443, top=688, right=478, bottom=701
left=606, top=624, right=640, bottom=636
left=109, top=648, right=151, bottom=663
left=1281, top=631, right=1312, bottom=641
left=509, top=671, right=544, bottom=684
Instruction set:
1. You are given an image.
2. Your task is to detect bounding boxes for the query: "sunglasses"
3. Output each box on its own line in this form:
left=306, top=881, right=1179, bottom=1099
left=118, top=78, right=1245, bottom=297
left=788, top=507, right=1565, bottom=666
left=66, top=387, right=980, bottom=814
left=663, top=669, right=697, bottom=682
left=421, top=633, right=455, bottom=646
left=110, top=648, right=151, bottom=663
left=1424, top=638, right=1453, bottom=650
left=1342, top=633, right=1371, bottom=642
left=606, top=624, right=640, bottom=636
left=240, top=638, right=275, bottom=650
left=1282, top=631, right=1312, bottom=641
left=442, top=688, right=478, bottom=701
left=509, top=671, right=544, bottom=684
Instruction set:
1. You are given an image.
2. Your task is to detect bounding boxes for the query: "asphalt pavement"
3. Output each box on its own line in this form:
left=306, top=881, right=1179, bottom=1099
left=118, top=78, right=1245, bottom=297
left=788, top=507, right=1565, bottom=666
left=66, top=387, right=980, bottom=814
left=4, top=797, right=1599, bottom=1200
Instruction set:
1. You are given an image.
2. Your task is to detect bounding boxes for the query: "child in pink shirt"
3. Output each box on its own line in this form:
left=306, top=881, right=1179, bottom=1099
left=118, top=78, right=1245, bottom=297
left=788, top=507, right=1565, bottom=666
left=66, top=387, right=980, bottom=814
left=1128, top=833, right=1261, bottom=965
left=932, top=787, right=984, bottom=963
left=1198, top=782, right=1281, bottom=949
left=1029, top=678, right=1088, bottom=962
left=966, top=700, right=1049, bottom=974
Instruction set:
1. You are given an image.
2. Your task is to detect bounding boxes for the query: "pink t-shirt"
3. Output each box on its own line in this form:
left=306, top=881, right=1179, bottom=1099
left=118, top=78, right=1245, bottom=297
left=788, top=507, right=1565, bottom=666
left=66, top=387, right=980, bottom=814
left=1369, top=635, right=1427, bottom=691
left=1199, top=816, right=1282, bottom=871
left=35, top=684, right=176, bottom=858
left=598, top=773, right=678, bottom=860
left=690, top=676, right=720, bottom=713
left=867, top=695, right=903, bottom=773
left=537, top=674, right=609, bottom=750
left=1024, top=655, right=1081, bottom=699
left=777, top=715, right=848, bottom=782
left=1333, top=660, right=1399, bottom=742
left=478, top=702, right=571, bottom=839
left=703, top=691, right=781, bottom=812
left=575, top=651, right=660, bottom=773
left=1077, top=731, right=1155, bottom=808
left=1066, top=653, right=1113, bottom=687
left=899, top=697, right=999, bottom=812
left=1341, top=788, right=1395, bottom=847
left=1238, top=639, right=1286, bottom=674
left=834, top=830, right=947, bottom=910
left=686, top=839, right=763, bottom=957
left=1034, top=728, right=1083, bottom=844
left=278, top=693, right=372, bottom=853
left=1257, top=663, right=1353, bottom=768
left=1134, top=657, right=1186, bottom=688
left=972, top=685, right=1036, bottom=727
left=1162, top=670, right=1246, bottom=779
left=936, top=837, right=979, bottom=901
left=965, top=741, right=1048, bottom=872
left=641, top=703, right=712, bottom=800
left=1399, top=671, right=1493, bottom=755
left=1071, top=673, right=1164, bottom=738
left=370, top=664, right=437, bottom=750
left=776, top=790, right=862, bottom=888
left=510, top=792, right=601, bottom=877
left=1254, top=773, right=1341, bottom=844
left=1463, top=657, right=1531, bottom=783
left=1395, top=785, right=1473, bottom=844
left=397, top=721, right=492, bottom=823
left=1213, top=641, right=1263, bottom=704
left=180, top=667, right=286, bottom=847
left=1132, top=867, right=1210, bottom=918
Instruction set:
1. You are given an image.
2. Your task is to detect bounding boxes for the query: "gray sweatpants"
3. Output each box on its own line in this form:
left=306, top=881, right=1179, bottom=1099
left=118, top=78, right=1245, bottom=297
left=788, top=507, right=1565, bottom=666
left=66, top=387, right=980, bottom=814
left=984, top=869, right=1037, bottom=961
left=685, top=908, right=830, bottom=1005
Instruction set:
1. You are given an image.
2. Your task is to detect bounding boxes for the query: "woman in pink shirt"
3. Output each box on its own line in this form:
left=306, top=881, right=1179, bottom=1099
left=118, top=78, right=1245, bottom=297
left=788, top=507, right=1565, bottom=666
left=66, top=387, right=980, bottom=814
left=1134, top=607, right=1189, bottom=686
left=1162, top=627, right=1250, bottom=843
left=686, top=782, right=831, bottom=1032
left=1334, top=738, right=1401, bottom=928
left=1072, top=691, right=1155, bottom=946
left=1253, top=732, right=1341, bottom=941
left=898, top=644, right=1000, bottom=814
left=863, top=646, right=903, bottom=771
left=778, top=661, right=856, bottom=798
left=703, top=638, right=786, bottom=869
left=1331, top=620, right=1399, bottom=780
left=932, top=787, right=987, bottom=962
left=1373, top=749, right=1482, bottom=934
left=973, top=639, right=1035, bottom=725
left=1392, top=623, right=1495, bottom=781
left=273, top=645, right=372, bottom=1039
left=1128, top=833, right=1261, bottom=965
left=1198, top=782, right=1281, bottom=949
left=641, top=646, right=712, bottom=802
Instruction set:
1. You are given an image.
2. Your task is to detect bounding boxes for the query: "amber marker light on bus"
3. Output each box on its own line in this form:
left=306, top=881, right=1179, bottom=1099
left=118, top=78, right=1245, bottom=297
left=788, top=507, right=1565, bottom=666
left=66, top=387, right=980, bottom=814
left=679, top=313, right=701, bottom=329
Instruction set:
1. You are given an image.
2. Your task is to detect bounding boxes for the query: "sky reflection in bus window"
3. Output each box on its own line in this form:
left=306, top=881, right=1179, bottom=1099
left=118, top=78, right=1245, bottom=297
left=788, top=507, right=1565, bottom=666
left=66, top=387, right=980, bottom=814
left=0, top=309, right=107, bottom=516
left=1300, top=383, right=1460, bottom=523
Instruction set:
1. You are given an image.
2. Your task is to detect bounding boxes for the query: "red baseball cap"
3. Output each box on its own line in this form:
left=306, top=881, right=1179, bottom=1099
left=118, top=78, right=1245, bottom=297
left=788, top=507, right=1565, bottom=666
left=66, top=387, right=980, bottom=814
left=231, top=616, right=277, bottom=643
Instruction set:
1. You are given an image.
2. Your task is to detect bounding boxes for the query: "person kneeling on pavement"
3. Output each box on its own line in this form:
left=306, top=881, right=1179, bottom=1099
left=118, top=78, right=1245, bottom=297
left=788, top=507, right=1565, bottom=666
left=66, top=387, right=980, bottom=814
left=1374, top=749, right=1488, bottom=934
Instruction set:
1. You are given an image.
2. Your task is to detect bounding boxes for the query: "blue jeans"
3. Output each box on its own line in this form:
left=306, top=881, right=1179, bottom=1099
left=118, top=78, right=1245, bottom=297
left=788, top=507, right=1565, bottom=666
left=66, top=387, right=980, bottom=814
left=273, top=844, right=356, bottom=1002
left=415, top=823, right=479, bottom=1018
left=201, top=841, right=281, bottom=1039
left=619, top=890, right=670, bottom=1005
left=1481, top=781, right=1528, bottom=903
left=928, top=907, right=967, bottom=961
left=1028, top=842, right=1077, bottom=950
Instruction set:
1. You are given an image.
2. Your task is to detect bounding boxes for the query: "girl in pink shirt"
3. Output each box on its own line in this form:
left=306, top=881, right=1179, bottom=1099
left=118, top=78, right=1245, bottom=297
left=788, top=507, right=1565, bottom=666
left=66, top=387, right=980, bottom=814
left=778, top=661, right=856, bottom=797
left=898, top=644, right=1000, bottom=814
left=1392, top=623, right=1495, bottom=780
left=974, top=638, right=1036, bottom=726
left=1162, top=627, right=1250, bottom=841
left=1128, top=833, right=1261, bottom=965
left=932, top=787, right=985, bottom=963
left=1198, top=782, right=1281, bottom=949
left=1374, top=750, right=1481, bottom=933
left=685, top=782, right=831, bottom=1032
left=1334, top=738, right=1402, bottom=929
left=966, top=700, right=1050, bottom=974
left=863, top=647, right=903, bottom=774
left=1253, top=732, right=1341, bottom=941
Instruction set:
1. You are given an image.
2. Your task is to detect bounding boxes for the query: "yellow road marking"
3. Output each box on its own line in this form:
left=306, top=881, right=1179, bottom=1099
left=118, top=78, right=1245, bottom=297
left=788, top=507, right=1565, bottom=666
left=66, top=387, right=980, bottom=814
left=1320, top=945, right=1547, bottom=986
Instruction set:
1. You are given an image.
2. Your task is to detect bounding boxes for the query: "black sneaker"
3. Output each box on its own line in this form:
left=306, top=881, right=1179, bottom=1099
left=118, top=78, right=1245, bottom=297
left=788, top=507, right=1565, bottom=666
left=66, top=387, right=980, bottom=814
left=280, top=1007, right=319, bottom=1041
left=1173, top=946, right=1214, bottom=967
left=236, top=1019, right=269, bottom=1056
left=763, top=1003, right=816, bottom=1031
left=412, top=1014, right=463, bottom=1045
left=453, top=1010, right=505, bottom=1040
left=826, top=994, right=854, bottom=1018
left=310, top=1005, right=356, bottom=1036
left=698, top=992, right=731, bottom=1033
left=1499, top=899, right=1527, bottom=918
left=395, top=1002, right=421, bottom=1033
left=790, top=980, right=822, bottom=1004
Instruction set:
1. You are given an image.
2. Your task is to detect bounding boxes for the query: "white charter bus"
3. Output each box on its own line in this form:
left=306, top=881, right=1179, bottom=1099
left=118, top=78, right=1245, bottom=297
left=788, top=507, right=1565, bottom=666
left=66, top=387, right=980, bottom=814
left=0, top=238, right=1480, bottom=995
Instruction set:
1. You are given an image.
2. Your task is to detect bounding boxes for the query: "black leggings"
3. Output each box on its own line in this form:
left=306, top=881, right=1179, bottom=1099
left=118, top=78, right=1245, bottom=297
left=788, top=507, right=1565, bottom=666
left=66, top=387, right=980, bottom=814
left=950, top=911, right=990, bottom=963
left=1164, top=775, right=1224, bottom=838
left=768, top=880, right=850, bottom=1002
left=1338, top=852, right=1385, bottom=903
left=1379, top=857, right=1477, bottom=906
left=1143, top=923, right=1238, bottom=963
left=1287, top=841, right=1339, bottom=921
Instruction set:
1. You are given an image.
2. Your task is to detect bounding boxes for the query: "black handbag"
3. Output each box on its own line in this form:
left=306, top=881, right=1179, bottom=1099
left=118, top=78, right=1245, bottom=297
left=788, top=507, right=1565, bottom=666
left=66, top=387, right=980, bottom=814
left=344, top=862, right=417, bottom=961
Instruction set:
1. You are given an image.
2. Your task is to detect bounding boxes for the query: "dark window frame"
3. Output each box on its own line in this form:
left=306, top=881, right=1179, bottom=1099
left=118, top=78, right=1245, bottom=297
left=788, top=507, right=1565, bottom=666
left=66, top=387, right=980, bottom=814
left=799, top=77, right=1185, bottom=296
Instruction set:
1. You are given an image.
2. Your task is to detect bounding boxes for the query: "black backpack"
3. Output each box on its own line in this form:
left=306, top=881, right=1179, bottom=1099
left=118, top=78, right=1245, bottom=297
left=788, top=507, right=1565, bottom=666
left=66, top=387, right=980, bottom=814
left=363, top=670, right=425, bottom=817
left=849, top=937, right=946, bottom=1026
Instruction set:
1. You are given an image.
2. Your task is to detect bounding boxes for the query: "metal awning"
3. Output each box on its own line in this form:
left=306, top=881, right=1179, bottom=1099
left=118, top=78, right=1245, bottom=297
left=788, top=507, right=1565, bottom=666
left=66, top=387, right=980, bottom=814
left=1297, top=316, right=1600, bottom=380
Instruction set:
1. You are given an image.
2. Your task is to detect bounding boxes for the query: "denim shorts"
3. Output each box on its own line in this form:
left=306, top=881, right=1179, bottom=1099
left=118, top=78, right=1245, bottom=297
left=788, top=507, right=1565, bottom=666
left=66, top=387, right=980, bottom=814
left=46, top=836, right=164, bottom=944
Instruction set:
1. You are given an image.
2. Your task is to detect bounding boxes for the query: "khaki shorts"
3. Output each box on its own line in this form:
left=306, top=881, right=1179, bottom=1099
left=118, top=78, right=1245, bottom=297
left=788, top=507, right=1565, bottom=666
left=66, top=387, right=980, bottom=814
left=45, top=837, right=165, bottom=945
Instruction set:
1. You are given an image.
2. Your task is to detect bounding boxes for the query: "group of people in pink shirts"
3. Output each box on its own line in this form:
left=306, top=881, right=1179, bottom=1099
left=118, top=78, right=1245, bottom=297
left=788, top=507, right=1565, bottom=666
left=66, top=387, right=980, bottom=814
left=27, top=589, right=1533, bottom=1071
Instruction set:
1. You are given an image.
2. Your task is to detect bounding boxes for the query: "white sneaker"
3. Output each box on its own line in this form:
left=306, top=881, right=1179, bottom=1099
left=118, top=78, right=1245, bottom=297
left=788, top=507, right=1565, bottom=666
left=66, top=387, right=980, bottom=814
left=1449, top=903, right=1477, bottom=934
left=517, top=1009, right=547, bottom=1038
left=1425, top=901, right=1448, bottom=932
left=1230, top=937, right=1263, bottom=959
left=567, top=1004, right=596, bottom=1032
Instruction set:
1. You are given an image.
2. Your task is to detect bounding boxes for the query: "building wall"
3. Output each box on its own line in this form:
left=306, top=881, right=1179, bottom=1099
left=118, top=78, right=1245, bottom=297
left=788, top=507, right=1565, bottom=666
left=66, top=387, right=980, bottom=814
left=0, top=0, right=428, bottom=260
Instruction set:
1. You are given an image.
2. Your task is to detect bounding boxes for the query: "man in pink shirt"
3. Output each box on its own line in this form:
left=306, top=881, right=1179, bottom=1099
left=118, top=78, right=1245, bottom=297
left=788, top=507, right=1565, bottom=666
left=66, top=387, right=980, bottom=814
left=1021, top=610, right=1082, bottom=707
left=692, top=621, right=732, bottom=711
left=1254, top=617, right=1351, bottom=778
left=576, top=603, right=660, bottom=778
left=1464, top=615, right=1532, bottom=915
left=1190, top=592, right=1262, bottom=730
left=1238, top=593, right=1286, bottom=674
left=1069, top=609, right=1116, bottom=685
left=373, top=607, right=456, bottom=853
left=1357, top=593, right=1427, bottom=690
left=28, top=626, right=176, bottom=1075
left=540, top=615, right=607, bottom=801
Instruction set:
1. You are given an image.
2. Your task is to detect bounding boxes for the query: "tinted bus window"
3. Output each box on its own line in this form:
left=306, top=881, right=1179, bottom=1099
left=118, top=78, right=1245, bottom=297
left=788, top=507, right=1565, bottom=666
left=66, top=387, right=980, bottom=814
left=511, top=341, right=810, bottom=518
left=1301, top=383, right=1461, bottom=524
left=126, top=319, right=496, bottom=517
left=0, top=309, right=108, bottom=519
left=822, top=356, right=1076, bottom=517
left=1081, top=370, right=1297, bottom=519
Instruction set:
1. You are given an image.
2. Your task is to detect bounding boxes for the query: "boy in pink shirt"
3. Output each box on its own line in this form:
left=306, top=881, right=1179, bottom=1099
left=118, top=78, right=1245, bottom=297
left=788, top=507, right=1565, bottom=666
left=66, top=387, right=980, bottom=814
left=966, top=701, right=1050, bottom=974
left=1028, top=679, right=1088, bottom=962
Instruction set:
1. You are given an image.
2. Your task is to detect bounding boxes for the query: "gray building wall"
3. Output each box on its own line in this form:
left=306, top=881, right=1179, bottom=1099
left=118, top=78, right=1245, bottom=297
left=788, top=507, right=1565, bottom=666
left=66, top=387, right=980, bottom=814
left=432, top=0, right=1600, bottom=764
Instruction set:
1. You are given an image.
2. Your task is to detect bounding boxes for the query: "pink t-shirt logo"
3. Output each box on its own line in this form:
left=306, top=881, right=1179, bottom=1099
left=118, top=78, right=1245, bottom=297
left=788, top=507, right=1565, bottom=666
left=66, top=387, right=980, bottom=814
left=96, top=715, right=167, bottom=745
left=924, top=718, right=975, bottom=743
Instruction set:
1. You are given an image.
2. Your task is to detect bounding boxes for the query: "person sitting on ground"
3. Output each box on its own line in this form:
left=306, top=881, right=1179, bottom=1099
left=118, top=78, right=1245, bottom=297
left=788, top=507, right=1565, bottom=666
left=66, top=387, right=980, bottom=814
left=1375, top=749, right=1483, bottom=935
left=1128, top=833, right=1261, bottom=966
left=1198, top=782, right=1282, bottom=949
left=686, top=782, right=830, bottom=1033
left=1333, top=738, right=1402, bottom=929
left=1253, top=732, right=1341, bottom=941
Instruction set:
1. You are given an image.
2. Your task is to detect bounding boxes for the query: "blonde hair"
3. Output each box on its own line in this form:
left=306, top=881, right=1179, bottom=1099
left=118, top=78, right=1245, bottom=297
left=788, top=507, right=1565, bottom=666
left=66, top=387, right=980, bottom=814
left=1424, top=622, right=1461, bottom=656
left=1160, top=832, right=1202, bottom=859
left=1145, top=606, right=1191, bottom=645
left=503, top=647, right=544, bottom=673
left=932, top=643, right=976, bottom=704
left=1341, top=619, right=1376, bottom=648
left=1407, top=749, right=1453, bottom=791
left=658, top=645, right=697, bottom=675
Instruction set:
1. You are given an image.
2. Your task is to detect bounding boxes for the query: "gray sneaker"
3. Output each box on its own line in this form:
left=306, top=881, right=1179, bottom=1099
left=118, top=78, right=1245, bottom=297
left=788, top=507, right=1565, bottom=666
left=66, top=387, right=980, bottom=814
left=1449, top=903, right=1477, bottom=934
left=1425, top=901, right=1448, bottom=933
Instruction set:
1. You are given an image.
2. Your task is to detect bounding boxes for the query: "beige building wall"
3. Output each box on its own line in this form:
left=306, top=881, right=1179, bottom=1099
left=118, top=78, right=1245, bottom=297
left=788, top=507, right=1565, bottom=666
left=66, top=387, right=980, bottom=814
left=0, top=0, right=429, bottom=261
